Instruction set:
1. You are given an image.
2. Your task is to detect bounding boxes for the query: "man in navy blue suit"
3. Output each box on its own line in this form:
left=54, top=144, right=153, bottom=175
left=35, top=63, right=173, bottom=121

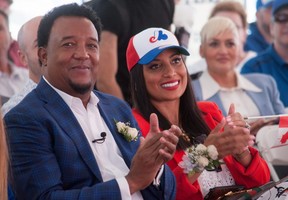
left=4, top=3, right=180, bottom=200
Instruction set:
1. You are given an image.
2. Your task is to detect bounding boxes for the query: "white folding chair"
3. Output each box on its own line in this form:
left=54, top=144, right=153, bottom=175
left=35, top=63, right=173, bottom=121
left=256, top=125, right=288, bottom=182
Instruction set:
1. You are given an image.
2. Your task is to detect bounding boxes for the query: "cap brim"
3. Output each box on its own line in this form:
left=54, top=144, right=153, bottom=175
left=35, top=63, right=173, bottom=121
left=264, top=2, right=273, bottom=8
left=259, top=1, right=273, bottom=10
left=138, top=45, right=190, bottom=65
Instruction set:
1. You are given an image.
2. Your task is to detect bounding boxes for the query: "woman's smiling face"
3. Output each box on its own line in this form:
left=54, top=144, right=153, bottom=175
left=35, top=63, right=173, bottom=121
left=143, top=48, right=187, bottom=103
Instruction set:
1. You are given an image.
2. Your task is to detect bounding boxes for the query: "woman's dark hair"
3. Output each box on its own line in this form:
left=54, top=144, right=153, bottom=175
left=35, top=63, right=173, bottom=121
left=37, top=3, right=102, bottom=48
left=130, top=62, right=211, bottom=150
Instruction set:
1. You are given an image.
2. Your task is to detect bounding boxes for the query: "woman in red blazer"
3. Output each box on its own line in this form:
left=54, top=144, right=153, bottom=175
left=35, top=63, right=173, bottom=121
left=126, top=27, right=270, bottom=200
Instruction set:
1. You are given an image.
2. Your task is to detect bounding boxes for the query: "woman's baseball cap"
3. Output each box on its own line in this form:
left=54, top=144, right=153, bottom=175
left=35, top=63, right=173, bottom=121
left=126, top=27, right=190, bottom=71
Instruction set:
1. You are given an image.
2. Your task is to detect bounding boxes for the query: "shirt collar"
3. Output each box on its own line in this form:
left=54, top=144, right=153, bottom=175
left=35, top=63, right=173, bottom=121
left=199, top=70, right=262, bottom=100
left=199, top=70, right=220, bottom=100
left=43, top=76, right=99, bottom=107
left=237, top=72, right=262, bottom=92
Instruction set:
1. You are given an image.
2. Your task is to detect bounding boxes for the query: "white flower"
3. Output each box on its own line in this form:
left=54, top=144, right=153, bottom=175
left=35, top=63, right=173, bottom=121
left=116, top=122, right=126, bottom=131
left=179, top=155, right=196, bottom=174
left=179, top=143, right=222, bottom=176
left=207, top=145, right=218, bottom=160
left=127, top=127, right=138, bottom=140
left=115, top=120, right=139, bottom=142
left=197, top=156, right=209, bottom=168
left=195, top=144, right=207, bottom=152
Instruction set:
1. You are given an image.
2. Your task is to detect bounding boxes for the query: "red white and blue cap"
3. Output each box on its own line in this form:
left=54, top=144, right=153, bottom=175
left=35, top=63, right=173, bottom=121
left=126, top=27, right=190, bottom=71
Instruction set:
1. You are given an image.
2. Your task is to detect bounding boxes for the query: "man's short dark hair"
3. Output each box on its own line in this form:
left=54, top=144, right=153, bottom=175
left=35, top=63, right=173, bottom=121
left=37, top=3, right=102, bottom=48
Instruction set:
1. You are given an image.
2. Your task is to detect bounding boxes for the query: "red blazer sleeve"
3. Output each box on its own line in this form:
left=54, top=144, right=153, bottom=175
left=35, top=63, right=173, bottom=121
left=197, top=102, right=270, bottom=187
left=197, top=101, right=223, bottom=129
left=224, top=147, right=270, bottom=188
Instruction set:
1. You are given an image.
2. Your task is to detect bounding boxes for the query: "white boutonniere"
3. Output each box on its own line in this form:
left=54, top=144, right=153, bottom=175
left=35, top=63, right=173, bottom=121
left=179, top=144, right=222, bottom=176
left=115, top=120, right=139, bottom=142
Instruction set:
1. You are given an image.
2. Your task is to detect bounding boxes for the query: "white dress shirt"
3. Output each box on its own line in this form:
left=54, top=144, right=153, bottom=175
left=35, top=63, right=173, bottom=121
left=43, top=77, right=143, bottom=200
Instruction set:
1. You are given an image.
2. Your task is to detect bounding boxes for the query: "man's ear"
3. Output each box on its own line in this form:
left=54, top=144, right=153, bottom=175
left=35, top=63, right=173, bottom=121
left=18, top=50, right=28, bottom=67
left=38, top=47, right=47, bottom=66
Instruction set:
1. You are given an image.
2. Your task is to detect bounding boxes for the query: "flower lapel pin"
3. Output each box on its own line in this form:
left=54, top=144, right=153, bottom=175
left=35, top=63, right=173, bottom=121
left=115, top=120, right=139, bottom=142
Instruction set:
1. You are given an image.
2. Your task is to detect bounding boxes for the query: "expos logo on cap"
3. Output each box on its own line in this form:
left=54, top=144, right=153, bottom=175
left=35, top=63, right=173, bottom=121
left=126, top=27, right=190, bottom=71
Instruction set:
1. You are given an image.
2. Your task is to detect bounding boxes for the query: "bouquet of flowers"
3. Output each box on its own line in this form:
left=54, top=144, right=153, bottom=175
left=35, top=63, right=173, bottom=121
left=115, top=120, right=139, bottom=142
left=179, top=144, right=222, bottom=176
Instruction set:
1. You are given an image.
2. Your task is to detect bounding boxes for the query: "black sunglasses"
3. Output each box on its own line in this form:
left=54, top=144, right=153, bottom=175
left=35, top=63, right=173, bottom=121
left=274, top=14, right=288, bottom=24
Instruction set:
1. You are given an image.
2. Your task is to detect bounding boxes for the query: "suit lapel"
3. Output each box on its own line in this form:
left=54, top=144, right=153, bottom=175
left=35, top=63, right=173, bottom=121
left=96, top=93, right=164, bottom=198
left=245, top=91, right=267, bottom=115
left=209, top=94, right=228, bottom=116
left=36, top=79, right=103, bottom=181
left=96, top=94, right=139, bottom=167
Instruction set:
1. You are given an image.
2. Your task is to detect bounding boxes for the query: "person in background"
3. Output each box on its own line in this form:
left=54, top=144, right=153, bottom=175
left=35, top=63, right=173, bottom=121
left=242, top=0, right=288, bottom=180
left=241, top=0, right=288, bottom=111
left=2, top=16, right=42, bottom=116
left=0, top=111, right=14, bottom=200
left=127, top=27, right=270, bottom=200
left=4, top=4, right=180, bottom=199
left=189, top=1, right=256, bottom=76
left=209, top=1, right=257, bottom=71
left=0, top=9, right=28, bottom=105
left=0, top=0, right=12, bottom=12
left=173, top=0, right=194, bottom=51
left=192, top=17, right=285, bottom=136
left=244, top=0, right=273, bottom=53
left=87, top=0, right=175, bottom=106
left=0, top=0, right=24, bottom=68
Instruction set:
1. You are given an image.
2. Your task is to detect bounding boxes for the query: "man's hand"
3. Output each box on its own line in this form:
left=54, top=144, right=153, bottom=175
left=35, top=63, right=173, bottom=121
left=126, top=113, right=180, bottom=194
left=249, top=118, right=278, bottom=136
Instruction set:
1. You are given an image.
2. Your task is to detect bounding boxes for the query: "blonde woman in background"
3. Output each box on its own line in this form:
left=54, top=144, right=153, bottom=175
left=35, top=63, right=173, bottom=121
left=189, top=1, right=256, bottom=74
left=209, top=1, right=256, bottom=71
left=192, top=17, right=285, bottom=136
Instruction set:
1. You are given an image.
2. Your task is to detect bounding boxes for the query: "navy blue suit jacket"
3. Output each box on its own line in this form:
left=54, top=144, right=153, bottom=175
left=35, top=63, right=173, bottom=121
left=5, top=79, right=176, bottom=200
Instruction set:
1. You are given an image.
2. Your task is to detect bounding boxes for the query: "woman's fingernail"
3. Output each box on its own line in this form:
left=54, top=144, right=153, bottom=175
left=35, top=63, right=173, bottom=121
left=226, top=116, right=231, bottom=122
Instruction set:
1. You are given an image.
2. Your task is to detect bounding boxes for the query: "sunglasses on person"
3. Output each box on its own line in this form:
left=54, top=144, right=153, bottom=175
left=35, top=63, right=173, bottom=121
left=274, top=13, right=288, bottom=24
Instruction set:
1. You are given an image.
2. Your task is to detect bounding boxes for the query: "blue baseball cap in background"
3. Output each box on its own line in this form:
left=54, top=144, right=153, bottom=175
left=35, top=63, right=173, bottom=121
left=256, top=0, right=274, bottom=11
left=272, top=0, right=288, bottom=15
